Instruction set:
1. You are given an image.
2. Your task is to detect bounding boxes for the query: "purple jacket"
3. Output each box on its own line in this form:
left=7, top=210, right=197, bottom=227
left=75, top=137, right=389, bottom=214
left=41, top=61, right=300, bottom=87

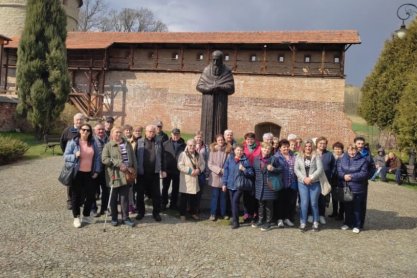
left=337, top=153, right=369, bottom=193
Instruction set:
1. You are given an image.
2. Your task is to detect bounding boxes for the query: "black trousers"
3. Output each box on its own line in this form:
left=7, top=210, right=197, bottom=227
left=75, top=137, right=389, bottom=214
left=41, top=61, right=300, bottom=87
left=258, top=200, right=274, bottom=223
left=276, top=188, right=298, bottom=222
left=71, top=171, right=95, bottom=218
left=162, top=171, right=180, bottom=208
left=91, top=170, right=109, bottom=213
left=136, top=173, right=161, bottom=216
left=179, top=193, right=198, bottom=216
left=110, top=185, right=129, bottom=222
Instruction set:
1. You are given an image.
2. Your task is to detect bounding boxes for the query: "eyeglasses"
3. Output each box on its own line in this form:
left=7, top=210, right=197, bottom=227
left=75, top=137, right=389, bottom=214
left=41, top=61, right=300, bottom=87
left=81, top=128, right=91, bottom=132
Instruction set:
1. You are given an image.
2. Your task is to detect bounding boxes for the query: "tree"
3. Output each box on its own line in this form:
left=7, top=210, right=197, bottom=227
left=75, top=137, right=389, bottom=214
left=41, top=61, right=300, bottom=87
left=16, top=0, right=70, bottom=137
left=359, top=18, right=417, bottom=132
left=394, top=73, right=417, bottom=151
left=98, top=8, right=168, bottom=32
left=77, top=0, right=108, bottom=31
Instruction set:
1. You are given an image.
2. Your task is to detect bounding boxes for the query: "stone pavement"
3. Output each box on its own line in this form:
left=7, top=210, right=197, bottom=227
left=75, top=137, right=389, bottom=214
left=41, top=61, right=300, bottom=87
left=0, top=156, right=416, bottom=277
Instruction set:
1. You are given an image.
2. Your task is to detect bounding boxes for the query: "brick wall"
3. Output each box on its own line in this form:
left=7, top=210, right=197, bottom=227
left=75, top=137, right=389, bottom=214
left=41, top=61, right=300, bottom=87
left=102, top=71, right=355, bottom=147
left=0, top=98, right=17, bottom=131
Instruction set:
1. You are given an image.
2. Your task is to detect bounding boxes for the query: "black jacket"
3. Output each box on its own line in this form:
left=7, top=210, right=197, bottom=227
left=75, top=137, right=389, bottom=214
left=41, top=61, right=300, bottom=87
left=163, top=138, right=186, bottom=173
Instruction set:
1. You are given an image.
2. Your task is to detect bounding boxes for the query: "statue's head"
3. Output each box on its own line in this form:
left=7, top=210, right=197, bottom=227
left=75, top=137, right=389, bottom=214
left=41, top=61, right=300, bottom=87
left=212, top=50, right=224, bottom=67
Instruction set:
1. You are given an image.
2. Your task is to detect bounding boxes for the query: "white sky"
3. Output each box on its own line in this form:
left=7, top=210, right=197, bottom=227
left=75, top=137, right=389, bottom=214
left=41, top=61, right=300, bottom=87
left=107, top=0, right=415, bottom=86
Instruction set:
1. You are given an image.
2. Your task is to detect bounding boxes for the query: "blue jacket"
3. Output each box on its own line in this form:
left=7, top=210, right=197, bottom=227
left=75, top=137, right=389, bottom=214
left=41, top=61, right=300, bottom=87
left=337, top=153, right=369, bottom=193
left=222, top=154, right=254, bottom=191
left=319, top=150, right=335, bottom=181
left=254, top=156, right=281, bottom=200
left=64, top=137, right=101, bottom=175
left=274, top=151, right=297, bottom=190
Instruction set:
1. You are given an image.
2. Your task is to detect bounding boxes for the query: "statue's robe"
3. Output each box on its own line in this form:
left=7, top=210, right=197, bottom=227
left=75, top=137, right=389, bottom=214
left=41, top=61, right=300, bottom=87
left=196, top=64, right=235, bottom=144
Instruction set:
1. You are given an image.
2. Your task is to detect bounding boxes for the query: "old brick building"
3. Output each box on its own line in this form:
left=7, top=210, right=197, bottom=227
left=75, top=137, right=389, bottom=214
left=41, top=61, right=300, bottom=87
left=2, top=30, right=360, bottom=145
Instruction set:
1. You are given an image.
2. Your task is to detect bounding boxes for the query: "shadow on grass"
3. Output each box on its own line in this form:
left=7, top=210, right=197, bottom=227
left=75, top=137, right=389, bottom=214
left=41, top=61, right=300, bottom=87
left=366, top=209, right=417, bottom=231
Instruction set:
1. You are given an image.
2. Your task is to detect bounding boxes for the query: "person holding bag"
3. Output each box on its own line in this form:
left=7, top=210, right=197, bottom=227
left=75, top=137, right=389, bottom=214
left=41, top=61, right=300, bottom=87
left=252, top=142, right=282, bottom=231
left=294, top=139, right=324, bottom=232
left=222, top=145, right=254, bottom=229
left=102, top=126, right=137, bottom=227
left=64, top=124, right=101, bottom=228
left=337, top=144, right=369, bottom=234
left=177, top=139, right=205, bottom=221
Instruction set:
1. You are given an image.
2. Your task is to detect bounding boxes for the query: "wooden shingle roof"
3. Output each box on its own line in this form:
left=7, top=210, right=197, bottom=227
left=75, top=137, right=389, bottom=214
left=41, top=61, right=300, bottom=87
left=6, top=30, right=361, bottom=49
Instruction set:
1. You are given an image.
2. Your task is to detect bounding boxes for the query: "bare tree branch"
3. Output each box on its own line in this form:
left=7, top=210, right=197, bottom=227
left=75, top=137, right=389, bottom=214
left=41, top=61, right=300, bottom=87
left=78, top=0, right=108, bottom=31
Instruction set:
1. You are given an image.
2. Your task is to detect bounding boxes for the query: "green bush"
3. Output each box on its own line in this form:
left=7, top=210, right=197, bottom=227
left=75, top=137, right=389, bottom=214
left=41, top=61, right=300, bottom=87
left=0, top=136, right=29, bottom=165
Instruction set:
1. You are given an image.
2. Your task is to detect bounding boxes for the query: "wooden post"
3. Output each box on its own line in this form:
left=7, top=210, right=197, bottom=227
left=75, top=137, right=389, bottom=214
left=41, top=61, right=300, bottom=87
left=4, top=48, right=8, bottom=91
left=321, top=47, right=326, bottom=77
left=233, top=47, right=238, bottom=71
left=129, top=46, right=134, bottom=69
left=154, top=45, right=159, bottom=69
left=180, top=46, right=184, bottom=70
left=289, top=45, right=296, bottom=76
left=0, top=44, right=3, bottom=89
left=263, top=45, right=267, bottom=73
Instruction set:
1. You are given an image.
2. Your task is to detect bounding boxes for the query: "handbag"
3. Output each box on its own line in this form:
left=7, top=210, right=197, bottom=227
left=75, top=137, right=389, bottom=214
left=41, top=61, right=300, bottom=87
left=58, top=161, right=77, bottom=186
left=335, top=181, right=353, bottom=202
left=235, top=171, right=253, bottom=191
left=267, top=173, right=283, bottom=191
left=123, top=167, right=137, bottom=184
left=319, top=173, right=332, bottom=196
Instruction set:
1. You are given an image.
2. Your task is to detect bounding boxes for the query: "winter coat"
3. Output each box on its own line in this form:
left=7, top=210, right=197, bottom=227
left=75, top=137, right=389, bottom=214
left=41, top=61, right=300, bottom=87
left=178, top=151, right=205, bottom=194
left=294, top=153, right=324, bottom=184
left=274, top=151, right=297, bottom=190
left=64, top=137, right=101, bottom=176
left=208, top=143, right=232, bottom=188
left=243, top=142, right=261, bottom=165
left=222, top=154, right=254, bottom=191
left=163, top=138, right=186, bottom=174
left=318, top=150, right=335, bottom=181
left=253, top=155, right=282, bottom=201
left=102, top=139, right=137, bottom=188
left=337, top=152, right=369, bottom=193
left=136, top=137, right=164, bottom=175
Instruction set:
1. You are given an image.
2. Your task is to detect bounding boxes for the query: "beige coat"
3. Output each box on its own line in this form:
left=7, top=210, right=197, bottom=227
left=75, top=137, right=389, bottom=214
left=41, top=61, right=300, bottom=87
left=178, top=151, right=205, bottom=194
left=208, top=143, right=232, bottom=188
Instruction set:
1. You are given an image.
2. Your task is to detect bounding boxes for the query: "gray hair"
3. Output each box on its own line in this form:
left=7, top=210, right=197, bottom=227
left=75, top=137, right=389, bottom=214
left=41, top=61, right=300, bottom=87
left=263, top=132, right=274, bottom=141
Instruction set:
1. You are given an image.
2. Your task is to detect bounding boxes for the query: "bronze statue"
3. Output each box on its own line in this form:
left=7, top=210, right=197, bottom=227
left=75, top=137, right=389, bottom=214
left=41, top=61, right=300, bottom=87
left=196, top=50, right=235, bottom=144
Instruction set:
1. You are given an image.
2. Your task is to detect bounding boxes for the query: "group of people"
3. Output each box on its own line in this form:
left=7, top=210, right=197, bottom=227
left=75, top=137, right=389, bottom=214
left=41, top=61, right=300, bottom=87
left=60, top=113, right=378, bottom=234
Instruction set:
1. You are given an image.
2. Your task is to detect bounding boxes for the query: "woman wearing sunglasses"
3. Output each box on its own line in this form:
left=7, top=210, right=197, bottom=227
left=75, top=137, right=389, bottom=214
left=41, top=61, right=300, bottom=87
left=64, top=123, right=101, bottom=228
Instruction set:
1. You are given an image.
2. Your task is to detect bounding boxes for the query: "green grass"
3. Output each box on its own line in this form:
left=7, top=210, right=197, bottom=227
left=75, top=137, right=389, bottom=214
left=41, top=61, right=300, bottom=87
left=0, top=131, right=62, bottom=160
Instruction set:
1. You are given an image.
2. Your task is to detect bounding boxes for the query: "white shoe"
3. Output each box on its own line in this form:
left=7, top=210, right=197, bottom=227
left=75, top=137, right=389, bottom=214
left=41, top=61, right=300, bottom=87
left=341, top=225, right=349, bottom=230
left=319, top=216, right=326, bottom=225
left=277, top=219, right=285, bottom=228
left=312, top=221, right=319, bottom=231
left=284, top=219, right=294, bottom=227
left=73, top=217, right=81, bottom=228
left=352, top=228, right=360, bottom=234
left=307, top=215, right=313, bottom=223
left=82, top=216, right=94, bottom=224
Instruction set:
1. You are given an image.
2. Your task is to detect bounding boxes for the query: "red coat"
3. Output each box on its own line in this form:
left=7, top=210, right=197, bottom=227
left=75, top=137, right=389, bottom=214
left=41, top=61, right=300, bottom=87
left=243, top=141, right=261, bottom=166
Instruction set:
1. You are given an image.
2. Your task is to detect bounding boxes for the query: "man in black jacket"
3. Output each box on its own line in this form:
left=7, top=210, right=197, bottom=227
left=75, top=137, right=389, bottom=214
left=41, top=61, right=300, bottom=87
left=162, top=128, right=186, bottom=210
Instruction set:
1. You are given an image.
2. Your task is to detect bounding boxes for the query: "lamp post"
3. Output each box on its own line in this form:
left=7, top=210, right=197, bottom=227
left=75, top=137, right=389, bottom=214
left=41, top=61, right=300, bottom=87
left=395, top=3, right=417, bottom=38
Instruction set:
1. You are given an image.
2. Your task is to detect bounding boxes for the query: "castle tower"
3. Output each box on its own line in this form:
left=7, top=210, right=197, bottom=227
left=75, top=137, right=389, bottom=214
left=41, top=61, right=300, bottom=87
left=0, top=0, right=83, bottom=37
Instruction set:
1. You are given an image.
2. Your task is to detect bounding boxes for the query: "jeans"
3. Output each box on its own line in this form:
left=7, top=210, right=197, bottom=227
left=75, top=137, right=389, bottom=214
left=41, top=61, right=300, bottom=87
left=370, top=167, right=383, bottom=181
left=162, top=171, right=180, bottom=208
left=229, top=189, right=243, bottom=226
left=344, top=192, right=366, bottom=229
left=380, top=167, right=402, bottom=184
left=298, top=181, right=321, bottom=224
left=210, top=187, right=226, bottom=216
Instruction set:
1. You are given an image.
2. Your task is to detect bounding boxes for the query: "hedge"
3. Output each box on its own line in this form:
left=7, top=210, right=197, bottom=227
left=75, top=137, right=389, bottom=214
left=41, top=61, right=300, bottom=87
left=0, top=136, right=29, bottom=165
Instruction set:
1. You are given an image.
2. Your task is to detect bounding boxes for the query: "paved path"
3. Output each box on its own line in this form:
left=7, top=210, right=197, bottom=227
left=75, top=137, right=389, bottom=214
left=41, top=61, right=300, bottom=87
left=0, top=156, right=416, bottom=277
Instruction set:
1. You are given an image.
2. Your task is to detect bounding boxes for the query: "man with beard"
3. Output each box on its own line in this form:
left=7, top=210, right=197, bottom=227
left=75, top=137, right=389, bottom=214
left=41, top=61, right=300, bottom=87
left=196, top=50, right=235, bottom=144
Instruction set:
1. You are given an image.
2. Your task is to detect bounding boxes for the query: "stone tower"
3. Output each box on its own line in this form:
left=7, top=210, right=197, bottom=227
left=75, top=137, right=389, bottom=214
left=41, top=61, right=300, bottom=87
left=0, top=0, right=83, bottom=37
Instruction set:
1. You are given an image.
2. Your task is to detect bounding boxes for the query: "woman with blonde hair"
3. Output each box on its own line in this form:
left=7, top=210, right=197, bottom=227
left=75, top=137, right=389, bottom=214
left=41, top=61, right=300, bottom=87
left=294, top=139, right=324, bottom=232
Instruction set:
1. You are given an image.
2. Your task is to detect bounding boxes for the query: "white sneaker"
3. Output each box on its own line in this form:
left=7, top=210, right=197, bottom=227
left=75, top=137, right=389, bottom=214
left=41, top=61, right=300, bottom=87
left=73, top=217, right=81, bottom=228
left=319, top=216, right=326, bottom=225
left=341, top=225, right=349, bottom=230
left=352, top=228, right=360, bottom=234
left=307, top=215, right=313, bottom=223
left=284, top=219, right=294, bottom=227
left=82, top=216, right=94, bottom=224
left=277, top=219, right=285, bottom=228
left=312, top=221, right=319, bottom=231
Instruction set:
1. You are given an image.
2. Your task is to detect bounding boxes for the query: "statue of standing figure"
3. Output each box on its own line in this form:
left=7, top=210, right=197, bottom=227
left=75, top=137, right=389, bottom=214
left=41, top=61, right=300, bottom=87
left=196, top=50, right=235, bottom=144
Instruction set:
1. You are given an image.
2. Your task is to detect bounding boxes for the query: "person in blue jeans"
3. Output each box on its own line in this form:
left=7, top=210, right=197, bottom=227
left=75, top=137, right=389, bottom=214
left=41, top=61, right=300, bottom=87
left=222, top=145, right=254, bottom=229
left=294, top=139, right=324, bottom=232
left=337, top=144, right=369, bottom=234
left=208, top=134, right=232, bottom=220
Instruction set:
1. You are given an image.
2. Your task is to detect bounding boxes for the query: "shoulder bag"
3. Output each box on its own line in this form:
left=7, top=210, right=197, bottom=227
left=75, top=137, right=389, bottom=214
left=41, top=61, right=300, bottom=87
left=335, top=181, right=354, bottom=202
left=266, top=157, right=283, bottom=191
left=58, top=159, right=78, bottom=186
left=235, top=170, right=253, bottom=191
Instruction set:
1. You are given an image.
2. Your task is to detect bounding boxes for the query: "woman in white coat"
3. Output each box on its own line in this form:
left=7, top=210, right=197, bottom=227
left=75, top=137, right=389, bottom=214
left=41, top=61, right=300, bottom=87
left=177, top=139, right=205, bottom=221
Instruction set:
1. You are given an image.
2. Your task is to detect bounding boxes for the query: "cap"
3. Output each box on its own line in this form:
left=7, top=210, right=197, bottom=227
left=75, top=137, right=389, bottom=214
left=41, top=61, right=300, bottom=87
left=172, top=128, right=180, bottom=134
left=153, top=120, right=163, bottom=127
left=105, top=116, right=115, bottom=123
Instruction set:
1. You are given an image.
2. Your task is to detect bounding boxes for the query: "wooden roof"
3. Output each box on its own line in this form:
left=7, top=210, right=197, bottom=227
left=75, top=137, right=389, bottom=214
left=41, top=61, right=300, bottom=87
left=0, top=34, right=11, bottom=44
left=6, top=30, right=361, bottom=50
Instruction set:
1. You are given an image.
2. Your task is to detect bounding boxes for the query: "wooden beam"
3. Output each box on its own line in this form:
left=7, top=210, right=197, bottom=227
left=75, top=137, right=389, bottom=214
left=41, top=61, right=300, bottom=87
left=129, top=46, right=134, bottom=69
left=0, top=44, right=3, bottom=88
left=4, top=49, right=8, bottom=90
left=321, top=46, right=326, bottom=77
left=233, top=47, right=238, bottom=71
left=262, top=45, right=267, bottom=73
left=180, top=46, right=184, bottom=70
left=288, top=45, right=296, bottom=76
left=154, top=45, right=159, bottom=69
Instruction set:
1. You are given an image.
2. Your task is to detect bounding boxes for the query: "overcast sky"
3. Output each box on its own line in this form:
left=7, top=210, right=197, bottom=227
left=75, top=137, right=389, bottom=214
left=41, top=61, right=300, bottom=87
left=108, top=0, right=414, bottom=87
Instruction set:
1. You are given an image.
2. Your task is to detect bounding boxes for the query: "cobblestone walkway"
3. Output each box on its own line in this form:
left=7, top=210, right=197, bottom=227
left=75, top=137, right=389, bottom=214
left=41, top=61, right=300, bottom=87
left=0, top=156, right=416, bottom=277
